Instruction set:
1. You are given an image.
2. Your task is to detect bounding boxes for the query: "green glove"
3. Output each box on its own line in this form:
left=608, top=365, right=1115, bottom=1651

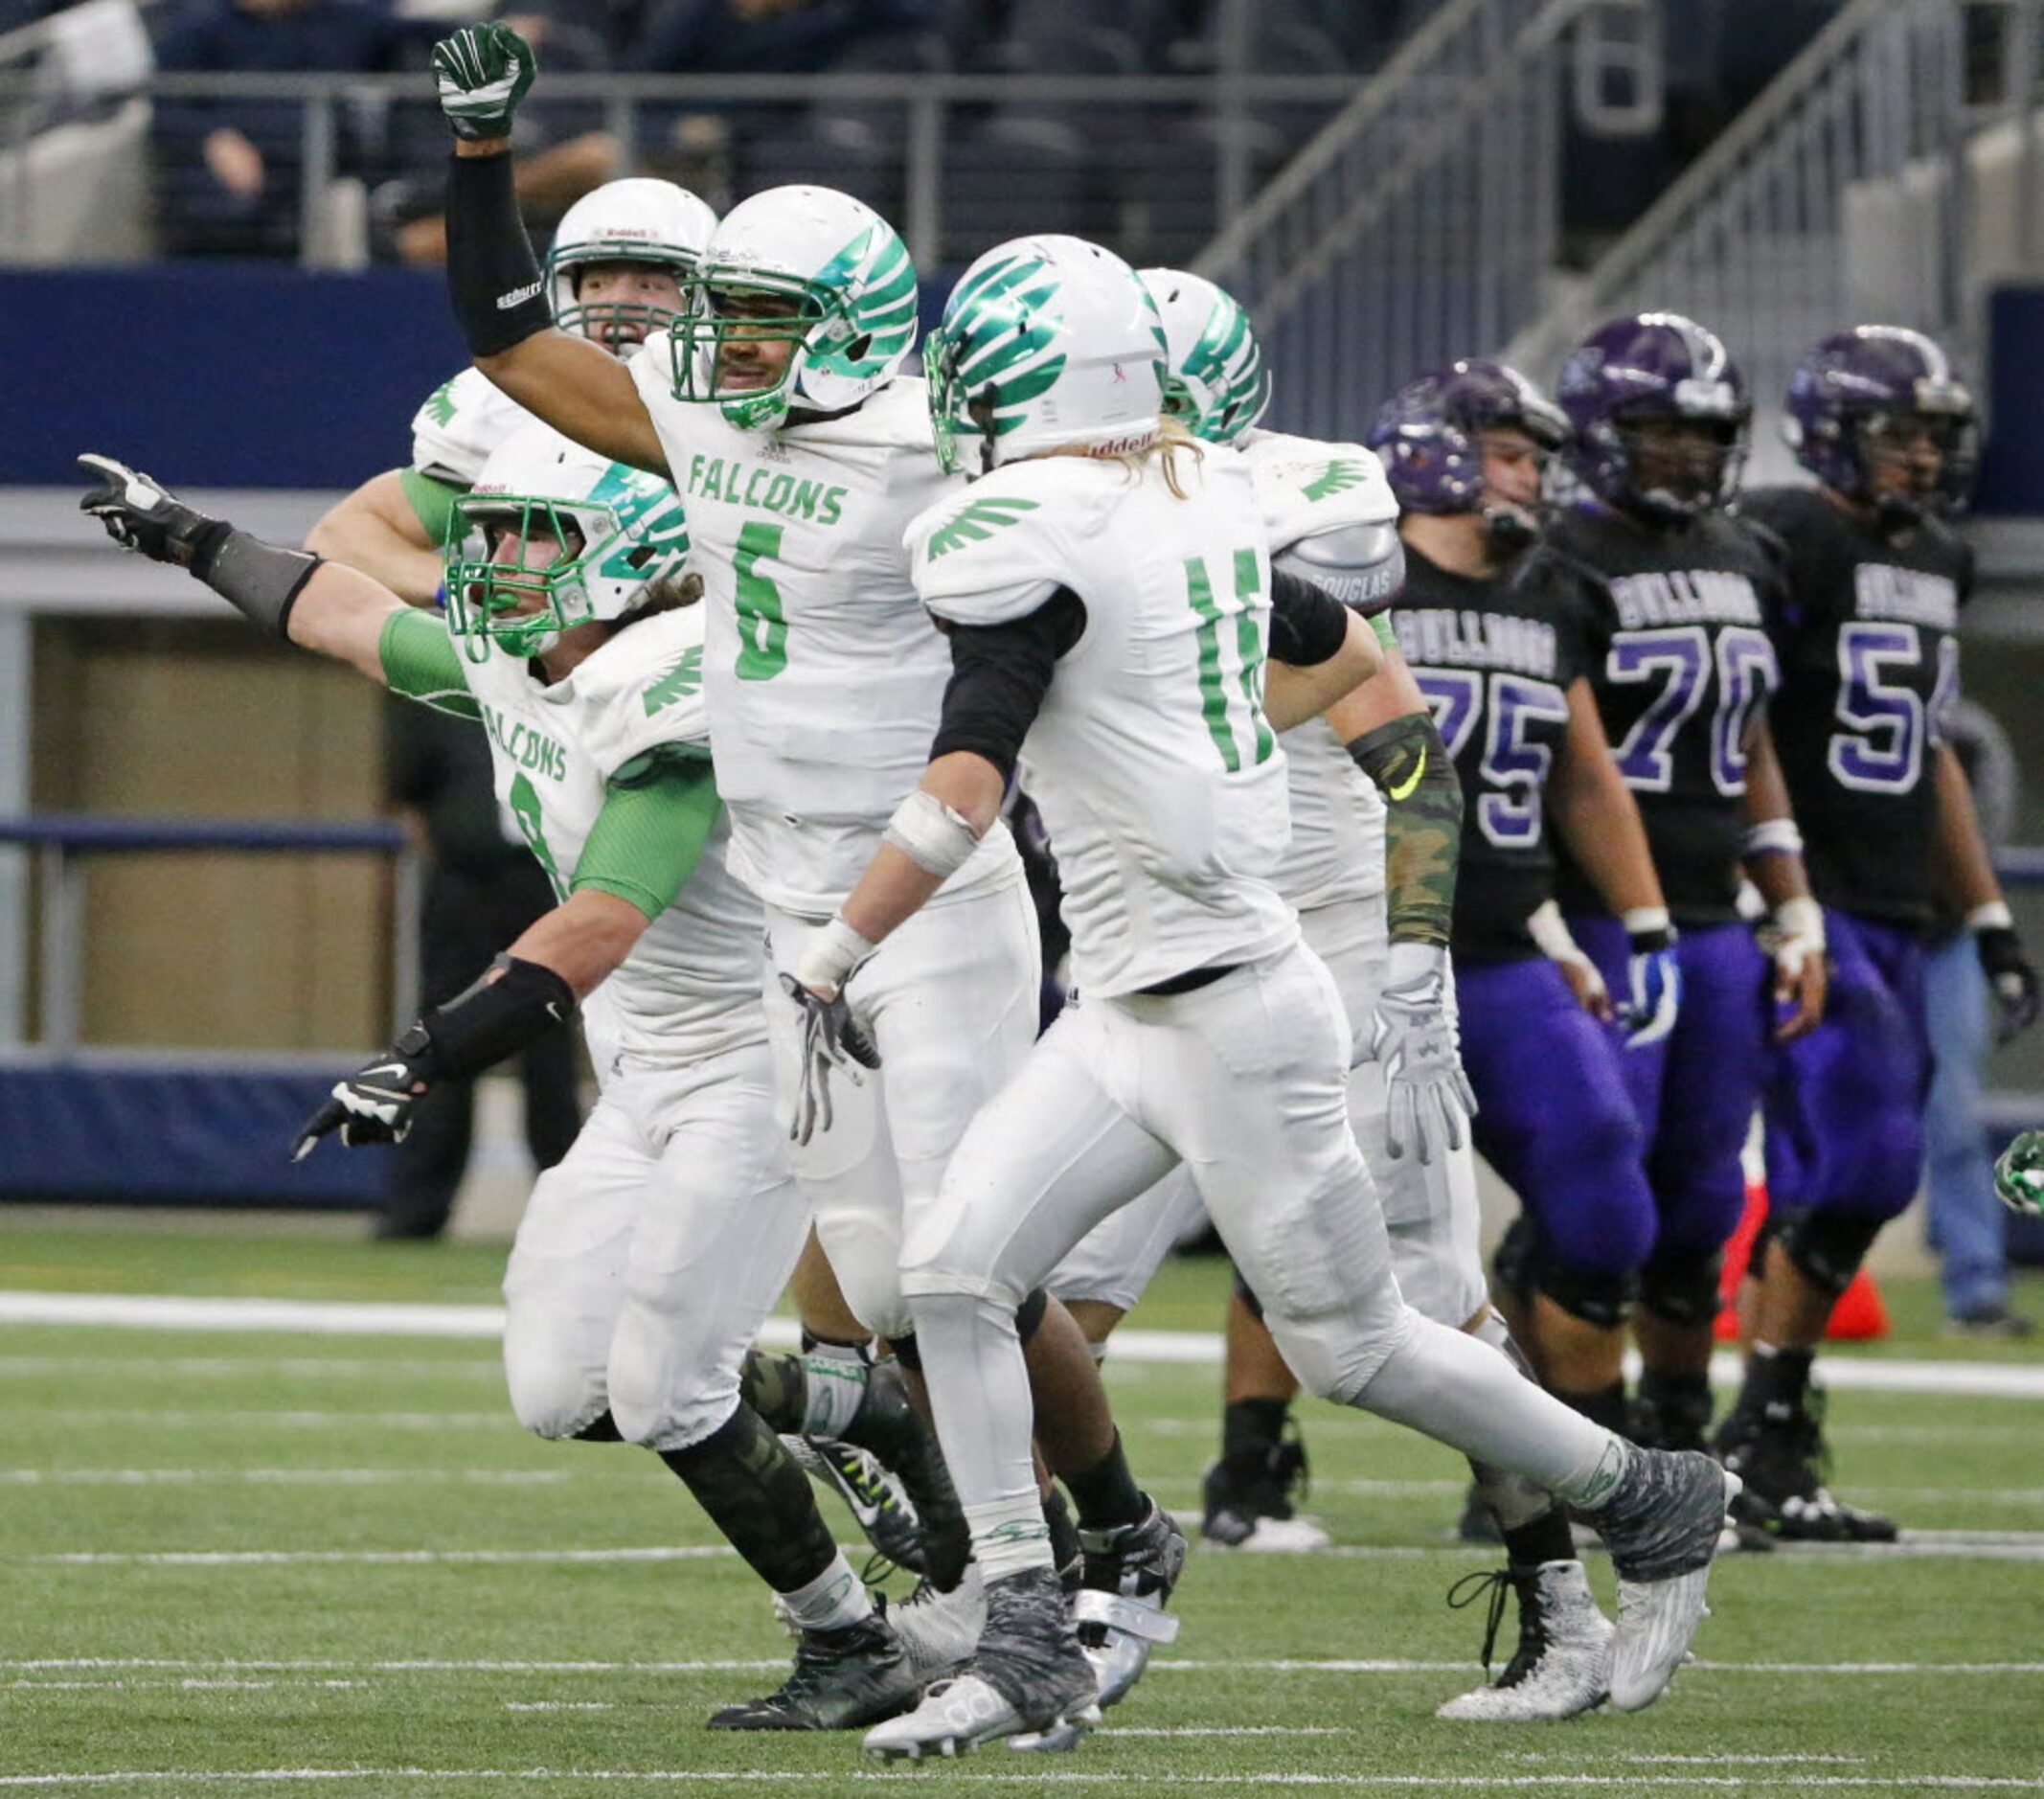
left=432, top=23, right=537, bottom=142
left=1994, top=1128, right=2044, bottom=1217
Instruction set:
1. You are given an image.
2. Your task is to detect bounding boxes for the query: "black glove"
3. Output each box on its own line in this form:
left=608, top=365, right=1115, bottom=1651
left=779, top=972, right=880, bottom=1148
left=294, top=1026, right=438, bottom=1158
left=1978, top=925, right=2040, bottom=1044
left=78, top=453, right=227, bottom=568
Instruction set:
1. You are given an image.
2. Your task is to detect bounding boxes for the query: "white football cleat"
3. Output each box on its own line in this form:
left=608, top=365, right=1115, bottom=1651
left=1435, top=1560, right=1614, bottom=1721
left=865, top=1673, right=1099, bottom=1762
left=881, top=1560, right=985, bottom=1685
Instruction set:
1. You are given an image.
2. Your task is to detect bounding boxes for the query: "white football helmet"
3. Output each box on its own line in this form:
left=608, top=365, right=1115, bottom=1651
left=1139, top=267, right=1270, bottom=445
left=667, top=185, right=920, bottom=431
left=926, top=234, right=1167, bottom=476
left=545, top=177, right=717, bottom=355
left=445, top=432, right=691, bottom=658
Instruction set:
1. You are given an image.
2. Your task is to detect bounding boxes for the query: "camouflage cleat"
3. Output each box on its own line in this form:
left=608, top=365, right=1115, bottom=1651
left=837, top=1359, right=972, bottom=1591
left=1580, top=1447, right=1736, bottom=1712
left=708, top=1614, right=921, bottom=1731
left=878, top=1561, right=985, bottom=1686
left=864, top=1568, right=1099, bottom=1761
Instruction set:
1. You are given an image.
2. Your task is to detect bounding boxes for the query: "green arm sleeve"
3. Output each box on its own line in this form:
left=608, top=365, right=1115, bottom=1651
left=1370, top=612, right=1398, bottom=651
left=399, top=467, right=466, bottom=549
left=573, top=748, right=723, bottom=922
left=377, top=607, right=482, bottom=720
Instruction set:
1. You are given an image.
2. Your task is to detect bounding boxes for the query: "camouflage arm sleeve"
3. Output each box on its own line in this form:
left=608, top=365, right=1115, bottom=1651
left=376, top=606, right=482, bottom=720
left=1347, top=709, right=1462, bottom=948
left=572, top=747, right=720, bottom=922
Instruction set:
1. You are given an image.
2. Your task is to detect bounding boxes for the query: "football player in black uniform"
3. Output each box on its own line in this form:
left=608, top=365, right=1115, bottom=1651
left=1720, top=326, right=2039, bottom=1538
left=1539, top=314, right=1828, bottom=1467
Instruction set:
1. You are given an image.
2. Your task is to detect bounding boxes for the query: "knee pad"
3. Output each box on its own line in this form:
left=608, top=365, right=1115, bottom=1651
left=1231, top=1264, right=1266, bottom=1322
left=1533, top=1256, right=1636, bottom=1330
left=504, top=1361, right=611, bottom=1443
left=1015, top=1287, right=1050, bottom=1346
left=1775, top=1205, right=1887, bottom=1299
left=1637, top=1249, right=1724, bottom=1329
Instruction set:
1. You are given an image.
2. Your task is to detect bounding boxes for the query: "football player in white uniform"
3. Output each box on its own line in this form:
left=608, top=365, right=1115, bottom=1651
left=76, top=442, right=966, bottom=1731
left=307, top=162, right=927, bottom=1583
left=428, top=16, right=1176, bottom=1653
left=1035, top=273, right=1619, bottom=1721
left=767, top=234, right=1737, bottom=1760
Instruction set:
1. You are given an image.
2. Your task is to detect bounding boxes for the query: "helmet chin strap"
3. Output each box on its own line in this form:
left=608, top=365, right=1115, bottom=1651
left=969, top=385, right=1000, bottom=476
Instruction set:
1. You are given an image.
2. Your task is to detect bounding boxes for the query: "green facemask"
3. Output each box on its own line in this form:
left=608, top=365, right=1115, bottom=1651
left=444, top=493, right=616, bottom=659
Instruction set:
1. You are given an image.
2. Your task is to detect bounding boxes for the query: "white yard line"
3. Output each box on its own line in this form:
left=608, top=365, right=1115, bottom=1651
left=0, top=1771, right=2038, bottom=1790
left=0, top=1411, right=512, bottom=1429
left=6, top=1291, right=2044, bottom=1400
left=1, top=1469, right=567, bottom=1487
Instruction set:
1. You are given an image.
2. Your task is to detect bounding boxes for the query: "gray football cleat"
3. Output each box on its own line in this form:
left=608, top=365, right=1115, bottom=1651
left=1072, top=1501, right=1186, bottom=1709
left=1580, top=1447, right=1737, bottom=1712
left=863, top=1568, right=1099, bottom=1761
left=879, top=1560, right=985, bottom=1685
left=1435, top=1560, right=1614, bottom=1720
left=708, top=1614, right=922, bottom=1731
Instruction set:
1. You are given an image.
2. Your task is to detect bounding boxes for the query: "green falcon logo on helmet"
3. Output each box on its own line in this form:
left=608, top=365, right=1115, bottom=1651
left=1171, top=289, right=1267, bottom=444
left=926, top=253, right=1069, bottom=476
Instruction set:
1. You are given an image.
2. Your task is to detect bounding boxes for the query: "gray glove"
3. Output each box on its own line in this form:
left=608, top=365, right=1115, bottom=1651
left=1366, top=941, right=1477, bottom=1165
left=779, top=973, right=880, bottom=1147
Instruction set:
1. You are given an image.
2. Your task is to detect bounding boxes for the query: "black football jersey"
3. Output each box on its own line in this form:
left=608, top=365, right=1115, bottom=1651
left=1546, top=504, right=1788, bottom=924
left=1737, top=485, right=1971, bottom=925
left=1396, top=545, right=1602, bottom=963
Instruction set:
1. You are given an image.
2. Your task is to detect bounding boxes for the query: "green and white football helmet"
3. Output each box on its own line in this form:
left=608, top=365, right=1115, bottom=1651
left=545, top=178, right=718, bottom=354
left=667, top=185, right=920, bottom=431
left=927, top=234, right=1168, bottom=477
left=444, top=434, right=691, bottom=659
left=1995, top=1128, right=2044, bottom=1217
left=1139, top=267, right=1270, bottom=446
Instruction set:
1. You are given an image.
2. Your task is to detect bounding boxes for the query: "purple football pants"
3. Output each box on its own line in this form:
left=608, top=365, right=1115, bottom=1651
left=1764, top=909, right=1929, bottom=1225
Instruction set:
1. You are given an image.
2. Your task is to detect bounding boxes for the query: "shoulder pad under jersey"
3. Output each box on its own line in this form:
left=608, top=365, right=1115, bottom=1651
left=411, top=367, right=535, bottom=488
left=578, top=605, right=715, bottom=784
left=906, top=459, right=1094, bottom=628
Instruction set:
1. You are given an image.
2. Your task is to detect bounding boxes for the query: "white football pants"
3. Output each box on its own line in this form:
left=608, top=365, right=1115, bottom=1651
left=1049, top=895, right=1487, bottom=1327
left=901, top=941, right=1618, bottom=1524
left=501, top=1037, right=807, bottom=1452
left=761, top=859, right=1041, bottom=1340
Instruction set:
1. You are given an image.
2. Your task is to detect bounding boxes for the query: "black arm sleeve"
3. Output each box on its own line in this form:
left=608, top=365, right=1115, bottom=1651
left=444, top=149, right=553, bottom=357
left=1266, top=566, right=1351, bottom=668
left=928, top=587, right=1087, bottom=780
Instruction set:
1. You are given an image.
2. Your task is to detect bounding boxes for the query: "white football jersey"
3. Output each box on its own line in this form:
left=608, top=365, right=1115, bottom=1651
left=908, top=447, right=1299, bottom=999
left=1242, top=427, right=1397, bottom=913
left=628, top=347, right=1019, bottom=915
left=411, top=367, right=542, bottom=487
left=452, top=598, right=765, bottom=1079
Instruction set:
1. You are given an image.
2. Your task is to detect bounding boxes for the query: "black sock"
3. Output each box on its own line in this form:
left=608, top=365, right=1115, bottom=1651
left=738, top=1349, right=806, bottom=1435
left=1636, top=1368, right=1713, bottom=1444
left=659, top=1403, right=839, bottom=1595
left=1554, top=1378, right=1629, bottom=1438
left=1220, top=1397, right=1291, bottom=1467
left=1500, top=1504, right=1578, bottom=1568
left=1736, top=1343, right=1814, bottom=1421
left=1062, top=1429, right=1147, bottom=1533
left=571, top=1410, right=623, bottom=1443
left=1043, top=1483, right=1081, bottom=1575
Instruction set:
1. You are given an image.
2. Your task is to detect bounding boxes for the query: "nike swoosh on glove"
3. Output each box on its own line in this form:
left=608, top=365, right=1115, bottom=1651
left=1621, top=943, right=1682, bottom=1048
left=1366, top=942, right=1477, bottom=1165
left=293, top=1032, right=437, bottom=1158
left=779, top=973, right=880, bottom=1148
left=78, top=453, right=222, bottom=566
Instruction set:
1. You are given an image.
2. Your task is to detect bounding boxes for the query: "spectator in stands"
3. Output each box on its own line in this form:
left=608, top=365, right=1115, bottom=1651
left=150, top=0, right=412, bottom=258
left=624, top=0, right=954, bottom=75
left=380, top=698, right=581, bottom=1241
left=1924, top=699, right=2034, bottom=1336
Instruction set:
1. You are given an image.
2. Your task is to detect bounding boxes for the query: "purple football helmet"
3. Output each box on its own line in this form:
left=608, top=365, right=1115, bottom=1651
left=1785, top=325, right=1977, bottom=520
left=1366, top=359, right=1569, bottom=547
left=1557, top=311, right=1749, bottom=523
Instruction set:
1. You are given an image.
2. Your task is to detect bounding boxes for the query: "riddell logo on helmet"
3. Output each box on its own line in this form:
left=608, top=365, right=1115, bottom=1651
left=1082, top=430, right=1162, bottom=457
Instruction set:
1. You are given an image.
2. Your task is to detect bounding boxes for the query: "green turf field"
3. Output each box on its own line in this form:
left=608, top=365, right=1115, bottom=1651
left=2, top=1218, right=2041, bottom=1796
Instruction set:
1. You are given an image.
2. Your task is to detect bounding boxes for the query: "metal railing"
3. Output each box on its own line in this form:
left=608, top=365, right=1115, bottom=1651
left=1504, top=0, right=1973, bottom=460
left=0, top=814, right=420, bottom=1055
left=0, top=66, right=1365, bottom=275
left=1194, top=0, right=1630, bottom=444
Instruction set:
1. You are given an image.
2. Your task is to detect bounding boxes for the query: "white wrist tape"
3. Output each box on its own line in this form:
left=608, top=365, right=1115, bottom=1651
left=1742, top=818, right=1805, bottom=859
left=1774, top=896, right=1827, bottom=950
left=882, top=789, right=983, bottom=879
left=1620, top=905, right=1671, bottom=941
left=1527, top=900, right=1587, bottom=964
left=795, top=914, right=877, bottom=996
left=1968, top=900, right=2016, bottom=934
